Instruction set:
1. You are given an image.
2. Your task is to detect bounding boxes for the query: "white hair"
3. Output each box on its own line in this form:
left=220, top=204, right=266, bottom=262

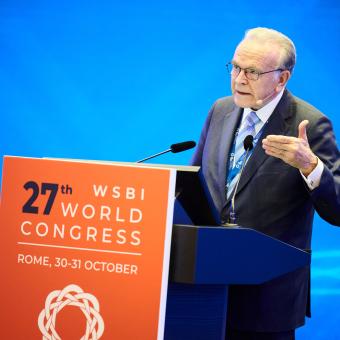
left=244, top=27, right=296, bottom=72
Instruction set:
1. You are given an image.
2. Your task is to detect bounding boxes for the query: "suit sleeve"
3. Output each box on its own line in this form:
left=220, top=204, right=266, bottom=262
left=190, top=102, right=216, bottom=166
left=308, top=116, right=340, bottom=226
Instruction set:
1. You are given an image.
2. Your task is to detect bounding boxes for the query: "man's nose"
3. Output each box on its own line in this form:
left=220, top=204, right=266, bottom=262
left=234, top=69, right=248, bottom=84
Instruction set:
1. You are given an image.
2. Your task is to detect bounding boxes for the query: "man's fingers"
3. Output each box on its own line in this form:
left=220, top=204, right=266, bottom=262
left=265, top=135, right=295, bottom=143
left=262, top=139, right=295, bottom=152
left=263, top=145, right=284, bottom=157
left=298, top=120, right=309, bottom=141
left=265, top=120, right=310, bottom=144
left=262, top=120, right=315, bottom=172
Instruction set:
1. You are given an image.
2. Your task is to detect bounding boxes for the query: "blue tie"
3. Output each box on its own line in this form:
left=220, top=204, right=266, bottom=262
left=226, top=111, right=259, bottom=198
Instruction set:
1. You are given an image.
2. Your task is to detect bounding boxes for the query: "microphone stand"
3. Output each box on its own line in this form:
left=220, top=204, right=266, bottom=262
left=137, top=149, right=171, bottom=163
left=223, top=148, right=251, bottom=227
left=223, top=134, right=254, bottom=227
left=136, top=141, right=196, bottom=163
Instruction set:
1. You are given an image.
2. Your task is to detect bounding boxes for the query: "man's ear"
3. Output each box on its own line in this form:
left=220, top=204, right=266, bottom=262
left=276, top=70, right=291, bottom=92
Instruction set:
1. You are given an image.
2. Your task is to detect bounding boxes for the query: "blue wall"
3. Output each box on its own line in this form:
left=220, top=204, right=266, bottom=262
left=1, top=1, right=339, bottom=338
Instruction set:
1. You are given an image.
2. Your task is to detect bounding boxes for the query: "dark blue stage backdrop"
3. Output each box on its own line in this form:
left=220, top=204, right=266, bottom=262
left=1, top=1, right=339, bottom=338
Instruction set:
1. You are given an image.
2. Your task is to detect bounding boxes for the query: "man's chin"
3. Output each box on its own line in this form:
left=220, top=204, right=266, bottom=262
left=232, top=95, right=254, bottom=108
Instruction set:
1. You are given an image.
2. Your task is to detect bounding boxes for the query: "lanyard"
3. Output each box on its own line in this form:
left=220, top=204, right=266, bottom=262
left=227, top=124, right=266, bottom=187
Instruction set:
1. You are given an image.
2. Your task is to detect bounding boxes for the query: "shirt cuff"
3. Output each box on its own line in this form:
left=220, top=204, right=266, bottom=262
left=300, top=157, right=324, bottom=190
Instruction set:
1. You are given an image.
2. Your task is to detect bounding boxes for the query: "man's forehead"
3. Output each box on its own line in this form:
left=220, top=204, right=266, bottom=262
left=233, top=39, right=280, bottom=67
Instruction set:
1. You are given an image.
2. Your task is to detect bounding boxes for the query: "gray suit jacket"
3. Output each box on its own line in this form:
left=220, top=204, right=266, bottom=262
left=191, top=90, right=340, bottom=331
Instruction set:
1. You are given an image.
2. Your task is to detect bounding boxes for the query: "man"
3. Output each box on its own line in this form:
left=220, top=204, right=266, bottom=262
left=191, top=27, right=340, bottom=339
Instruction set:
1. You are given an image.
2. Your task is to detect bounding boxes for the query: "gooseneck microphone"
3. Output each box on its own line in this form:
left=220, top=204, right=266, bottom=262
left=170, top=141, right=196, bottom=153
left=226, top=135, right=254, bottom=226
left=136, top=141, right=196, bottom=163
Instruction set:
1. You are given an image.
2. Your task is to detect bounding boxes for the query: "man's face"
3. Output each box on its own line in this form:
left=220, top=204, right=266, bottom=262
left=231, top=39, right=283, bottom=109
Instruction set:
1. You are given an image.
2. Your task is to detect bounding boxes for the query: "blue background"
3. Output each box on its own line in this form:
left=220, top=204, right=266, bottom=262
left=1, top=1, right=339, bottom=338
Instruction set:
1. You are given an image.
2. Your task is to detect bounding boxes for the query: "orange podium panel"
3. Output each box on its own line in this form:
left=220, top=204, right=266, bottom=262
left=0, top=156, right=176, bottom=340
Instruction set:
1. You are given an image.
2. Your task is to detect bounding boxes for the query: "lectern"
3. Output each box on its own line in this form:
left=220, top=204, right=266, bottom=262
left=0, top=157, right=311, bottom=339
left=164, top=167, right=311, bottom=340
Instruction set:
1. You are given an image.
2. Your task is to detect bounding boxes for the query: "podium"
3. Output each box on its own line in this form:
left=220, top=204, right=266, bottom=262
left=164, top=165, right=311, bottom=340
left=0, top=156, right=311, bottom=340
left=165, top=225, right=310, bottom=340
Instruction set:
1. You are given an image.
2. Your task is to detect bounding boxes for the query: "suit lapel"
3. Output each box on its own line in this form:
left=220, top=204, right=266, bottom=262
left=225, top=90, right=294, bottom=206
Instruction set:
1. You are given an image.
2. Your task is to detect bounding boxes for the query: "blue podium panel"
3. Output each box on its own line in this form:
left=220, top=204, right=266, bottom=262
left=165, top=283, right=228, bottom=340
left=195, top=227, right=311, bottom=284
left=170, top=225, right=310, bottom=285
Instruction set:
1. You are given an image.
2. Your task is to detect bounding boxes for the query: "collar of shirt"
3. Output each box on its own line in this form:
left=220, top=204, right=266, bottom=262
left=242, top=88, right=285, bottom=134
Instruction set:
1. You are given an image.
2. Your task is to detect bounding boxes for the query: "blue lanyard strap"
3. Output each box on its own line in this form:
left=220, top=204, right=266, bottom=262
left=226, top=125, right=265, bottom=192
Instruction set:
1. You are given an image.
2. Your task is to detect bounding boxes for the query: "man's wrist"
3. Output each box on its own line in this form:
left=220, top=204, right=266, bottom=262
left=301, top=154, right=318, bottom=177
left=300, top=156, right=324, bottom=190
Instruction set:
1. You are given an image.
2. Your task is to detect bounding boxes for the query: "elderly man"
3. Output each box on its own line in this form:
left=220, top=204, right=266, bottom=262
left=191, top=27, right=340, bottom=340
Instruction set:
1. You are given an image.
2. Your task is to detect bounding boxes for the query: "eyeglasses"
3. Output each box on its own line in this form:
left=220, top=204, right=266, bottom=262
left=226, top=62, right=284, bottom=81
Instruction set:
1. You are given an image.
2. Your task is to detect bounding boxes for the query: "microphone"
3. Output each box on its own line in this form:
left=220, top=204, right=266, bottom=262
left=170, top=141, right=196, bottom=153
left=224, top=135, right=254, bottom=226
left=255, top=90, right=277, bottom=107
left=136, top=141, right=196, bottom=163
left=243, top=135, right=254, bottom=151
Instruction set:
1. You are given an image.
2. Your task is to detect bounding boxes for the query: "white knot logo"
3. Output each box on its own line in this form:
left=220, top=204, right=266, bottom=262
left=38, top=284, right=104, bottom=340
